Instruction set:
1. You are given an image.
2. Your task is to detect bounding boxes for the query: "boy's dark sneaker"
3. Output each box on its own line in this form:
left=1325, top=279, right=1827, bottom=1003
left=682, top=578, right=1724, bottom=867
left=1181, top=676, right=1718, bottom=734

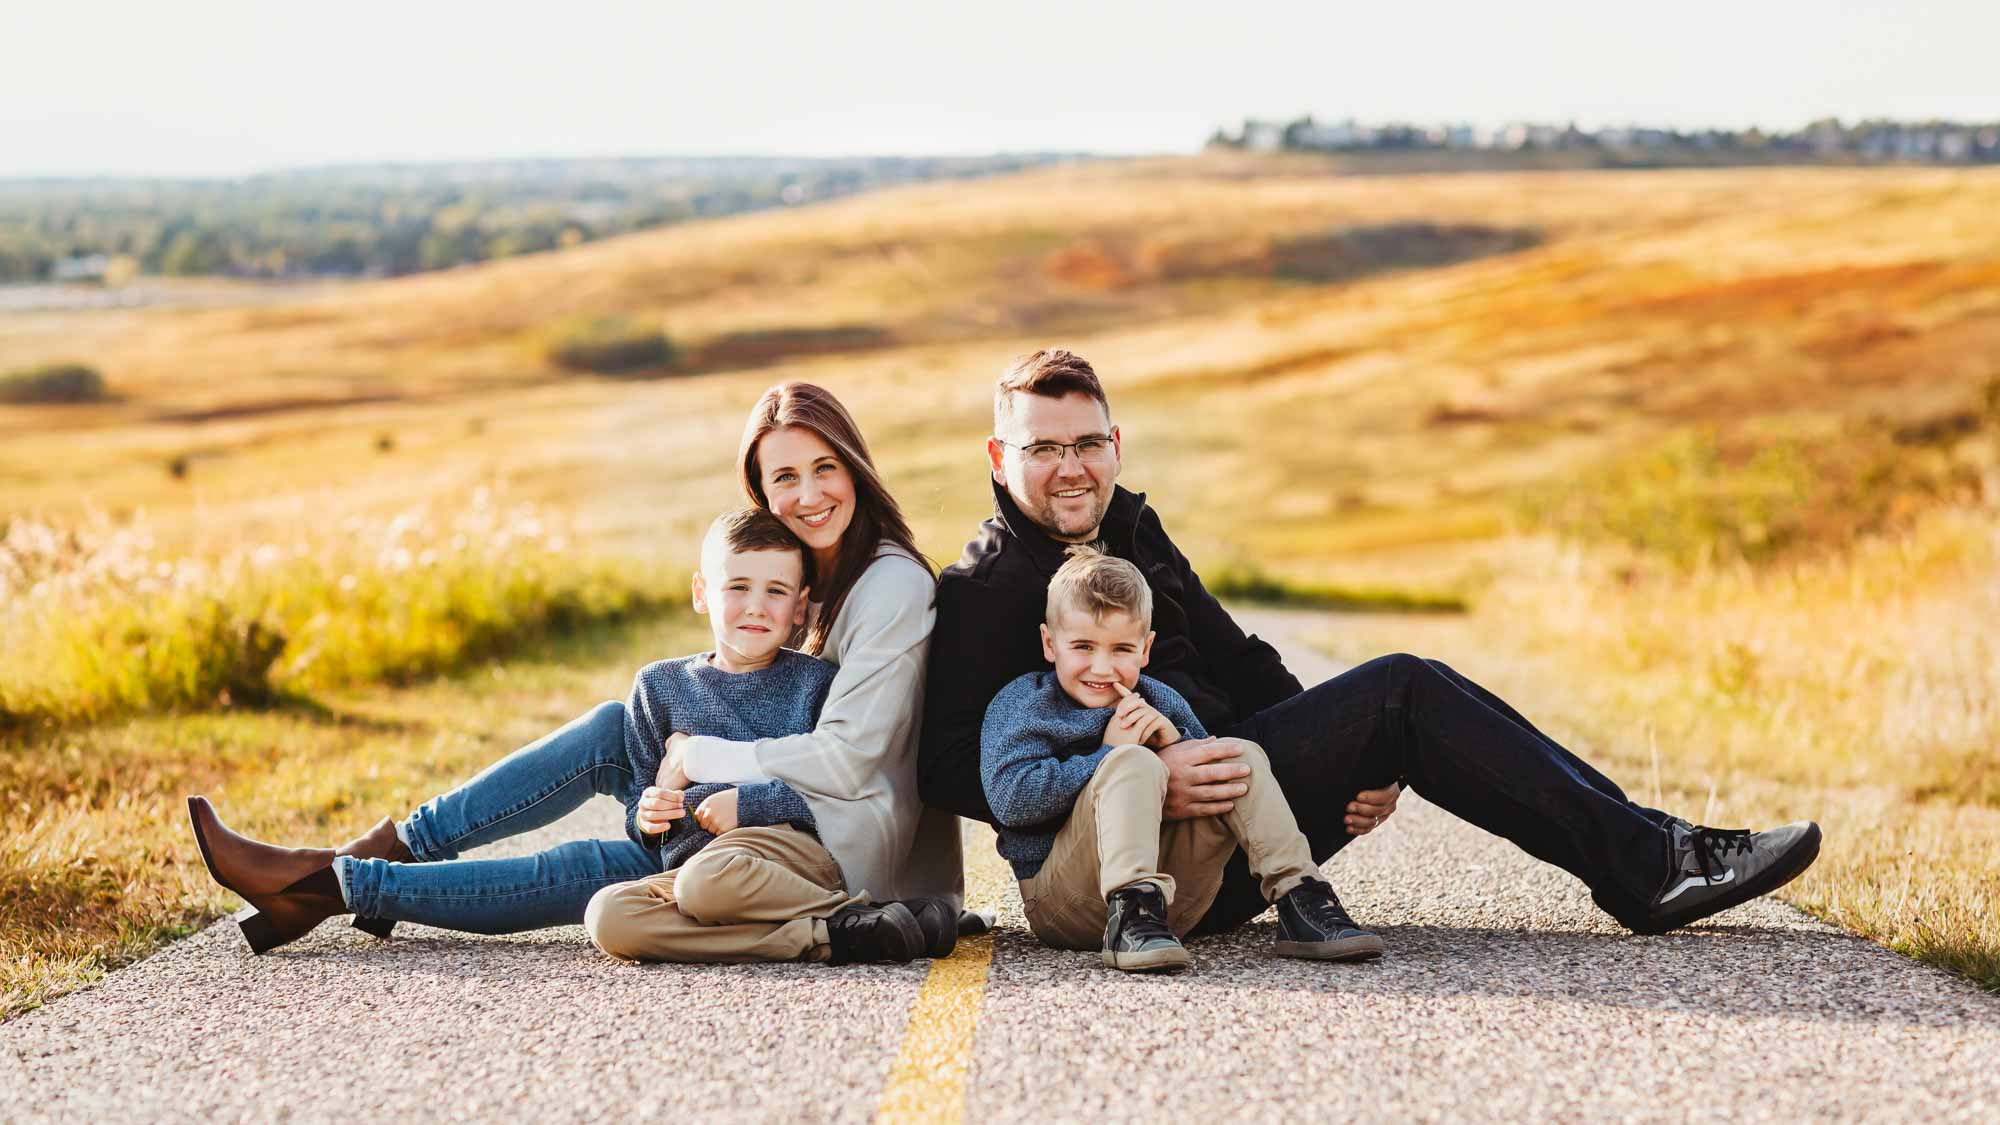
left=825, top=902, right=925, bottom=965
left=1637, top=818, right=1822, bottom=935
left=1274, top=877, right=1385, bottom=962
left=892, top=897, right=959, bottom=959
left=1102, top=881, right=1192, bottom=973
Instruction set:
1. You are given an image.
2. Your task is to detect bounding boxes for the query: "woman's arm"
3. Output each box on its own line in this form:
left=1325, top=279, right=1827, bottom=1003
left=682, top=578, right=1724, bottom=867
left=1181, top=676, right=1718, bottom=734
left=679, top=552, right=935, bottom=801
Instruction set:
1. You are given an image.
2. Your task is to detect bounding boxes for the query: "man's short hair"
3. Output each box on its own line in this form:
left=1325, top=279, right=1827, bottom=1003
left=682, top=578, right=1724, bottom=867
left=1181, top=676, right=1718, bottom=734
left=1045, top=545, right=1151, bottom=627
left=994, top=348, right=1111, bottom=433
left=702, top=507, right=811, bottom=585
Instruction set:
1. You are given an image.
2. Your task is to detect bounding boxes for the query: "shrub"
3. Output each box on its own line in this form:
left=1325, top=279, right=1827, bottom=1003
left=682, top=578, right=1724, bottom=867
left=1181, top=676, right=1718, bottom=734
left=546, top=315, right=676, bottom=375
left=1270, top=222, right=1540, bottom=283
left=1206, top=562, right=1468, bottom=614
left=0, top=494, right=680, bottom=729
left=0, top=363, right=108, bottom=404
left=1521, top=405, right=1991, bottom=567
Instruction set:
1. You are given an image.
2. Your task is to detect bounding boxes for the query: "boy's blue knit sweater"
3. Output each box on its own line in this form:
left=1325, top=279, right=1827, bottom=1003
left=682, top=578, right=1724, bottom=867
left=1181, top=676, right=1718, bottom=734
left=980, top=671, right=1209, bottom=880
left=622, top=648, right=835, bottom=871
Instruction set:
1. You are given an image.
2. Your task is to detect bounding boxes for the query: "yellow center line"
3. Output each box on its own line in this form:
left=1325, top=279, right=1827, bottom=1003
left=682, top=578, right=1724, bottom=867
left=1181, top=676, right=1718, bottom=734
left=875, top=823, right=1010, bottom=1123
left=873, top=932, right=996, bottom=1124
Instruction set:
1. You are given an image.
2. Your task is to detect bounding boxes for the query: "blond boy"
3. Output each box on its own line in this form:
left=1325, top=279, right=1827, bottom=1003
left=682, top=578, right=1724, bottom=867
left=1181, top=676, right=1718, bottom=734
left=980, top=547, right=1384, bottom=971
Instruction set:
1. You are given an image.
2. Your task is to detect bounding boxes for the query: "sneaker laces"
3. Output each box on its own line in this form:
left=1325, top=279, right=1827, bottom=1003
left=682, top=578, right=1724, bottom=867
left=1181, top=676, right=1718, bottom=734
left=1112, top=885, right=1175, bottom=942
left=1291, top=878, right=1360, bottom=930
left=1688, top=826, right=1755, bottom=881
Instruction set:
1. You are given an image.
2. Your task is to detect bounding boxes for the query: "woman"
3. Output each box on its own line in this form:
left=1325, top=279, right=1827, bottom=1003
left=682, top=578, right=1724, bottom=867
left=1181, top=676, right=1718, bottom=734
left=187, top=382, right=963, bottom=955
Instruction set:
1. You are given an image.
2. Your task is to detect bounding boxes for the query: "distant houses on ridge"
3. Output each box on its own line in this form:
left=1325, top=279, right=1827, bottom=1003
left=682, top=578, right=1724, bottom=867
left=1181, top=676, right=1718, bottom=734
left=1209, top=116, right=2000, bottom=164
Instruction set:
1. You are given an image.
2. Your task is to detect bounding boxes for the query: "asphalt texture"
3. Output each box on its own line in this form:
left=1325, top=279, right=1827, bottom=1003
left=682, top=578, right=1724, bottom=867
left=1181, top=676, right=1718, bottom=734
left=4, top=611, right=1997, bottom=1122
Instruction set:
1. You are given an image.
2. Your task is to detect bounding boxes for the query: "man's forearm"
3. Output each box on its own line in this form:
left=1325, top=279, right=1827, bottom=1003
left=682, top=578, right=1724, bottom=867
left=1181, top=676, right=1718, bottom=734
left=1225, top=634, right=1304, bottom=715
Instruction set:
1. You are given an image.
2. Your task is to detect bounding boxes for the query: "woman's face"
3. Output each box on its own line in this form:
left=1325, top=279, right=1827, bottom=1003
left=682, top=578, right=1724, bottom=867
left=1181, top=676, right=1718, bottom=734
left=757, top=425, right=857, bottom=562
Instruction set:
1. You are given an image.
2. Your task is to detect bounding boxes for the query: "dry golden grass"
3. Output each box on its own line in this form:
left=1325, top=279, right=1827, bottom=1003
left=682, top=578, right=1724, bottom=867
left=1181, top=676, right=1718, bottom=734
left=4, top=154, right=2000, bottom=1000
left=1310, top=506, right=2000, bottom=990
left=11, top=159, right=2000, bottom=576
left=1, top=489, right=679, bottom=728
left=0, top=612, right=712, bottom=1020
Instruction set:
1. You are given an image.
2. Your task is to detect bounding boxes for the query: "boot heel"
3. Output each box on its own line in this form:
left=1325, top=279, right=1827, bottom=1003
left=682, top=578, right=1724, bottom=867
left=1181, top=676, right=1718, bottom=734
left=237, top=909, right=283, bottom=955
left=352, top=916, right=396, bottom=939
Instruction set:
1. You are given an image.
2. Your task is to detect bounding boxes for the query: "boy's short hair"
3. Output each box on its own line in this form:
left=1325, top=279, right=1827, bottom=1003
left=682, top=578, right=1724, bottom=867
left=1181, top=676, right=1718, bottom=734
left=1045, top=545, right=1151, bottom=627
left=994, top=348, right=1111, bottom=433
left=702, top=508, right=813, bottom=586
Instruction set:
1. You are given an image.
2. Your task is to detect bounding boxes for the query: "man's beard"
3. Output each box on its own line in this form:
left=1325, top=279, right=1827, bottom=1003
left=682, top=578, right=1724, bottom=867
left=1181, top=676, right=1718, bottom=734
left=1036, top=490, right=1108, bottom=541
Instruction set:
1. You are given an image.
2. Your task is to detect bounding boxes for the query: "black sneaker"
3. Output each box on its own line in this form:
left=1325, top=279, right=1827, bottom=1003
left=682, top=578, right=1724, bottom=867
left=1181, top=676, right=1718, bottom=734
left=888, top=897, right=958, bottom=959
left=1102, top=881, right=1192, bottom=973
left=1638, top=818, right=1822, bottom=934
left=825, top=902, right=925, bottom=965
left=1274, top=877, right=1385, bottom=962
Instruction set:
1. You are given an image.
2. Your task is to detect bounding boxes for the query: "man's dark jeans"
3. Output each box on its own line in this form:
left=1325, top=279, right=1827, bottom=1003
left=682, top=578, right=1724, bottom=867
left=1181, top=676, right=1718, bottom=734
left=1192, top=652, right=1676, bottom=936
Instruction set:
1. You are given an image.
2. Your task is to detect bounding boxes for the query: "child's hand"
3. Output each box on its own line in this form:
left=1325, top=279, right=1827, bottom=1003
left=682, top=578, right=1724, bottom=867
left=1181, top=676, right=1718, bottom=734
left=635, top=786, right=686, bottom=836
left=1107, top=683, right=1178, bottom=750
left=656, top=732, right=691, bottom=789
left=694, top=788, right=739, bottom=835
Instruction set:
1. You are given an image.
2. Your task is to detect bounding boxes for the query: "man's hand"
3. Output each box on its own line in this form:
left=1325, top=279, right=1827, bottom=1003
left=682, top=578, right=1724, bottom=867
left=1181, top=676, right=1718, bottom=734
left=1345, top=782, right=1402, bottom=836
left=656, top=731, right=691, bottom=789
left=694, top=788, right=739, bottom=835
left=1157, top=737, right=1251, bottom=820
left=1106, top=683, right=1176, bottom=749
left=635, top=786, right=686, bottom=836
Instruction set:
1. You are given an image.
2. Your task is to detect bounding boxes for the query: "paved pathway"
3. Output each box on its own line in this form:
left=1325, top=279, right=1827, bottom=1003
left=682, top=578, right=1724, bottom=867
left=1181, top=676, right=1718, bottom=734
left=4, top=612, right=1996, bottom=1122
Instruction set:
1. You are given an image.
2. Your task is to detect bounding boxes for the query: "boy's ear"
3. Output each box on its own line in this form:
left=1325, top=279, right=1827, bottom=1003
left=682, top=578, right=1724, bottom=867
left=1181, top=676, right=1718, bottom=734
left=1138, top=629, right=1155, bottom=668
left=1039, top=623, right=1055, bottom=664
left=690, top=571, right=709, bottom=615
left=792, top=585, right=810, bottom=626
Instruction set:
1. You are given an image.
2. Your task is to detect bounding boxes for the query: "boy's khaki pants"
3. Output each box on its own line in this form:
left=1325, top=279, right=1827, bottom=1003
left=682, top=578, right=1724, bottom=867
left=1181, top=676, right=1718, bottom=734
left=583, top=825, right=860, bottom=963
left=1020, top=739, right=1317, bottom=949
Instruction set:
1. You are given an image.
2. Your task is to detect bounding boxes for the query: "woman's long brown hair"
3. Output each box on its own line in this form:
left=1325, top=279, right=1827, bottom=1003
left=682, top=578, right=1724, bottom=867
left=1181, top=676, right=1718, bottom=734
left=738, top=382, right=932, bottom=656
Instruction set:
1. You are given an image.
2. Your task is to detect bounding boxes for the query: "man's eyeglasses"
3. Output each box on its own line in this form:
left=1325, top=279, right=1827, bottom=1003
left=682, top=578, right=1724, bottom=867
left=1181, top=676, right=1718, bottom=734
left=995, top=436, right=1115, bottom=467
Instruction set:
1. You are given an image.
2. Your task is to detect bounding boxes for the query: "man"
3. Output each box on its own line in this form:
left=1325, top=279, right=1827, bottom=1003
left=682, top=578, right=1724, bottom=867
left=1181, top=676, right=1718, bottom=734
left=919, top=348, right=1821, bottom=938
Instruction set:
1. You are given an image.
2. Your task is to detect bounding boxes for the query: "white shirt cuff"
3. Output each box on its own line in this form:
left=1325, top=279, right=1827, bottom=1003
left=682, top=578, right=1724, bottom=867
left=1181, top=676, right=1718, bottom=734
left=681, top=736, right=771, bottom=784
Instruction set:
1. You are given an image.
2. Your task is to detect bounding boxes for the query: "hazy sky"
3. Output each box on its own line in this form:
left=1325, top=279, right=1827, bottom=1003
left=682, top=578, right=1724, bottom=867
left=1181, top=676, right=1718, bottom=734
left=5, top=1, right=1997, bottom=178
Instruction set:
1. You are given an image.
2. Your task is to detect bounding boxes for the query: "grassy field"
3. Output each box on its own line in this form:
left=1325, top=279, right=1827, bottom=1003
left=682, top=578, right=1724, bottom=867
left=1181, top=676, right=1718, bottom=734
left=1308, top=502, right=2000, bottom=991
left=0, top=611, right=712, bottom=1020
left=4, top=152, right=1998, bottom=1007
left=0, top=491, right=681, bottom=728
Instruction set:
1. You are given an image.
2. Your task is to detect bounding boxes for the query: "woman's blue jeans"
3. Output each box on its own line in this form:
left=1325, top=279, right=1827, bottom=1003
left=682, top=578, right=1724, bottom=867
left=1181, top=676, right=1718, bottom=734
left=332, top=699, right=660, bottom=934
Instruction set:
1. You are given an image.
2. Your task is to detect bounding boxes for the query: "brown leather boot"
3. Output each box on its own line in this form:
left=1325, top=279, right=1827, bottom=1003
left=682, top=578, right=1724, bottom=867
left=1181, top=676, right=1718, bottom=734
left=338, top=816, right=415, bottom=863
left=336, top=816, right=413, bottom=939
left=186, top=795, right=350, bottom=954
left=236, top=867, right=347, bottom=955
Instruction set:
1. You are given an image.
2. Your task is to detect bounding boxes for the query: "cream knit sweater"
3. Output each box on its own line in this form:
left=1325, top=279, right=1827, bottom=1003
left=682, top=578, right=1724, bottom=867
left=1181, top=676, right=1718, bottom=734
left=681, top=542, right=964, bottom=906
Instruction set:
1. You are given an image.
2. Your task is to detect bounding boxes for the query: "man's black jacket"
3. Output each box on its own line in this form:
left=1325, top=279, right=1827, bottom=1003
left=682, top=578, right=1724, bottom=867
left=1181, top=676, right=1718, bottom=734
left=919, top=479, right=1305, bottom=824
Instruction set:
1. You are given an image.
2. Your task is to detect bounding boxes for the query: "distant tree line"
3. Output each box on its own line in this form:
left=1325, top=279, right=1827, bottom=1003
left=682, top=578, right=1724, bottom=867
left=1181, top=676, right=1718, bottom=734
left=0, top=154, right=1080, bottom=283
left=1208, top=116, right=2000, bottom=165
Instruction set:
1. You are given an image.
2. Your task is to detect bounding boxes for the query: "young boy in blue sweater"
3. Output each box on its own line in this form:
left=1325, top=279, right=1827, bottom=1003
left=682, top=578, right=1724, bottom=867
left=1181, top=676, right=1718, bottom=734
left=581, top=508, right=953, bottom=965
left=981, top=547, right=1384, bottom=972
